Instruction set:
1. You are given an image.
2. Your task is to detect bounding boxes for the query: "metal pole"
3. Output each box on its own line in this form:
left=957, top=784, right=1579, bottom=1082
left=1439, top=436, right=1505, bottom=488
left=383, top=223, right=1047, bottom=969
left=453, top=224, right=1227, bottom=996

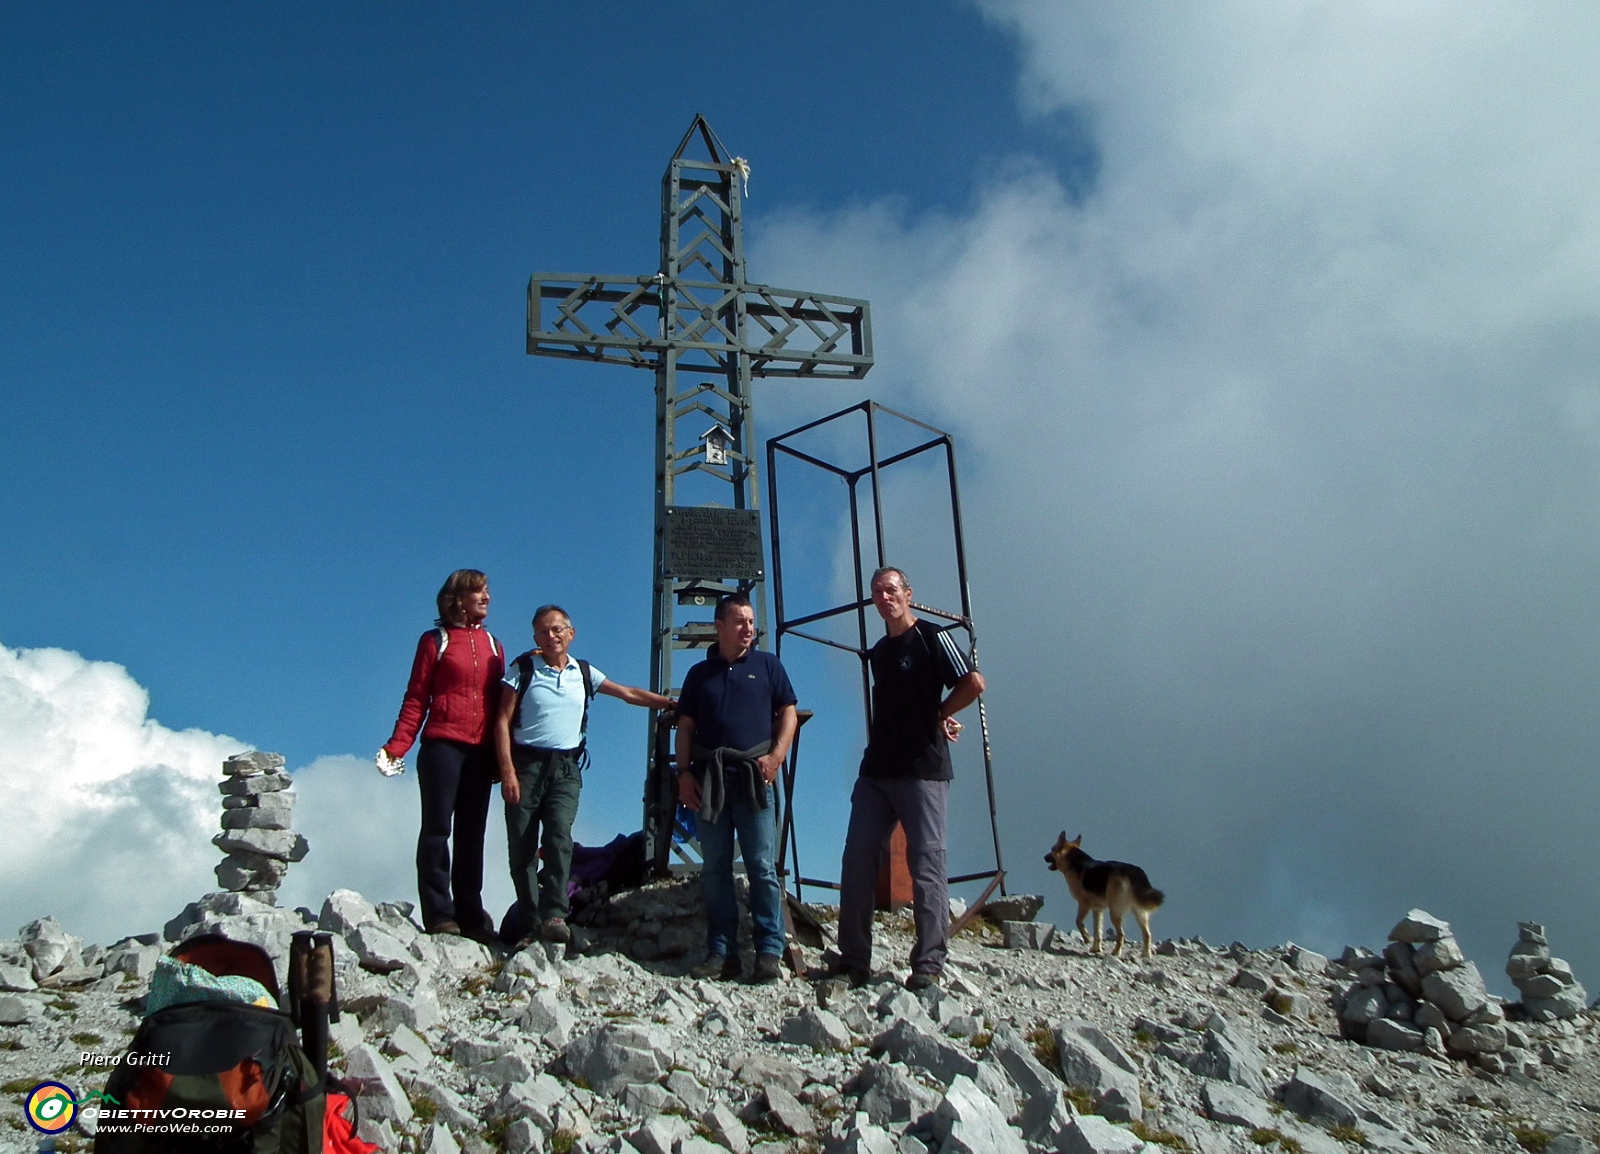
left=848, top=475, right=872, bottom=728
left=944, top=435, right=1005, bottom=894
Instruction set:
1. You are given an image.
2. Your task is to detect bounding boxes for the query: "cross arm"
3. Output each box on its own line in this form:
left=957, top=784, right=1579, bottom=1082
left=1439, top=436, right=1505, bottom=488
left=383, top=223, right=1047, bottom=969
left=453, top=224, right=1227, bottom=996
left=527, top=274, right=668, bottom=368
left=527, top=274, right=874, bottom=379
left=742, top=284, right=873, bottom=379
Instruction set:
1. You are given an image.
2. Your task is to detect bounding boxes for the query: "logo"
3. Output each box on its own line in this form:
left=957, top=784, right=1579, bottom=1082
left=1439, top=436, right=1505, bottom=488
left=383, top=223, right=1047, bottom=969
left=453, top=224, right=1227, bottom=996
left=898, top=655, right=913, bottom=671
left=25, top=1082, right=77, bottom=1134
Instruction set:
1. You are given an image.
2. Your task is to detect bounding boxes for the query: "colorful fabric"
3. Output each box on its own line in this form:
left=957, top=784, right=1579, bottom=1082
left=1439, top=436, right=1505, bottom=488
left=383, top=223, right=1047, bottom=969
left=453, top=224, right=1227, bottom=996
left=146, top=955, right=275, bottom=1013
left=324, top=1091, right=381, bottom=1154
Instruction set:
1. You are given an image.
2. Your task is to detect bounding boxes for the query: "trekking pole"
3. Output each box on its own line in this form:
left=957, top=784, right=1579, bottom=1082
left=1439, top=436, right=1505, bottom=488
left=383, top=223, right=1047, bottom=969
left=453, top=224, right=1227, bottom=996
left=301, top=933, right=338, bottom=1078
left=287, top=931, right=312, bottom=1027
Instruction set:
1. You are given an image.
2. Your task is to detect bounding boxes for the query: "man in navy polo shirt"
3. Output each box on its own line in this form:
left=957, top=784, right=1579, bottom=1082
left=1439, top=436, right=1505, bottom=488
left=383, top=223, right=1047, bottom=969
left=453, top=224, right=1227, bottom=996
left=677, top=592, right=797, bottom=983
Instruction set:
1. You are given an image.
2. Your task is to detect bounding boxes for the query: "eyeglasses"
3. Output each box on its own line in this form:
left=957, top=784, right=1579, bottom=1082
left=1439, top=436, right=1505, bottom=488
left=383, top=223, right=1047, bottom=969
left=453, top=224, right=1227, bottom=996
left=535, top=625, right=572, bottom=637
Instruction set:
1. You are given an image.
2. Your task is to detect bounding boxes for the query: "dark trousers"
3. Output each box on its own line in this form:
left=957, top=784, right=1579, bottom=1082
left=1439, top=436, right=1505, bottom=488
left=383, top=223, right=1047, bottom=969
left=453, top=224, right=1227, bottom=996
left=839, top=775, right=951, bottom=976
left=415, top=738, right=496, bottom=933
left=505, top=746, right=582, bottom=927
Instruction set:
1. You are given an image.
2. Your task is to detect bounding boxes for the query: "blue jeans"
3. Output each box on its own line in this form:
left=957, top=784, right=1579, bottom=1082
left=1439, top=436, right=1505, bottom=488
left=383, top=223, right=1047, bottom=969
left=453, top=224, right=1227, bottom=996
left=697, top=780, right=785, bottom=959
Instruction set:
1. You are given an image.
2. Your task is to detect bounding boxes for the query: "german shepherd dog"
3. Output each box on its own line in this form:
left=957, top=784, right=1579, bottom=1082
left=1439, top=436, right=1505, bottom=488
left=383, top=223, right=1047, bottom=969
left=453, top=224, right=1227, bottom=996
left=1045, top=833, right=1165, bottom=958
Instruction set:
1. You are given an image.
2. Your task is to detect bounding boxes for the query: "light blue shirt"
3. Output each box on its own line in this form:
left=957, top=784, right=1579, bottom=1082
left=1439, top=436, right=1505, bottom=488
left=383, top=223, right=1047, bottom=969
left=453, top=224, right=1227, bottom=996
left=503, top=655, right=607, bottom=749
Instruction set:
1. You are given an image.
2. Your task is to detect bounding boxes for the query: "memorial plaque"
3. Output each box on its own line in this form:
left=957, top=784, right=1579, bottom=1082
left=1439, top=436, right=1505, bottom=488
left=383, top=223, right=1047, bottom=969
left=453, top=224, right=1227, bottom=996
left=663, top=506, right=763, bottom=579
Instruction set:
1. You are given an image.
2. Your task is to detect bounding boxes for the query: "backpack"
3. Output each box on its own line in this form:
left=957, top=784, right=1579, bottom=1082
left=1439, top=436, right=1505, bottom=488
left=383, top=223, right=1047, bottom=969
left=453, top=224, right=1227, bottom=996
left=509, top=651, right=594, bottom=768
left=94, top=935, right=365, bottom=1154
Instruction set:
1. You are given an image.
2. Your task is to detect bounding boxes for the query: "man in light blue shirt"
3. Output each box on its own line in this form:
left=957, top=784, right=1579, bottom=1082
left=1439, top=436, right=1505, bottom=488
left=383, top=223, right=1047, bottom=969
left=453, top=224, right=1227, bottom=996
left=495, top=604, right=674, bottom=946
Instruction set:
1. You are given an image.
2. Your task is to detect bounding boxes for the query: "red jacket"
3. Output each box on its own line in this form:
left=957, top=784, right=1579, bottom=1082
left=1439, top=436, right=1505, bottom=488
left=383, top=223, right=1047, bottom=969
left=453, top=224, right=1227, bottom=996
left=383, top=624, right=505, bottom=756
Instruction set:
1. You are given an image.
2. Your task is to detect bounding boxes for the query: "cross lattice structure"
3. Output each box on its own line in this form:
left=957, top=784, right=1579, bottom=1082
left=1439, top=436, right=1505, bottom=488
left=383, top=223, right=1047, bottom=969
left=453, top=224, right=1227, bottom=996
left=525, top=116, right=873, bottom=867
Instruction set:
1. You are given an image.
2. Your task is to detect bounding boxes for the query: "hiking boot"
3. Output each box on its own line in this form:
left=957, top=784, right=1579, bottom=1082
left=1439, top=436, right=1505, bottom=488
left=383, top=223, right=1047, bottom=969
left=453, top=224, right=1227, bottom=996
left=427, top=920, right=462, bottom=937
left=905, top=969, right=941, bottom=991
left=541, top=918, right=572, bottom=945
left=751, top=953, right=784, bottom=984
left=809, top=963, right=869, bottom=988
left=689, top=954, right=742, bottom=981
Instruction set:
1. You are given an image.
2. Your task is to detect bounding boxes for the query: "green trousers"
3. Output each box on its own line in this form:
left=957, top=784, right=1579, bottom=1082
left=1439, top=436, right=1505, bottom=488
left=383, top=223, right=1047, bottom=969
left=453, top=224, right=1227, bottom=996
left=505, top=746, right=582, bottom=927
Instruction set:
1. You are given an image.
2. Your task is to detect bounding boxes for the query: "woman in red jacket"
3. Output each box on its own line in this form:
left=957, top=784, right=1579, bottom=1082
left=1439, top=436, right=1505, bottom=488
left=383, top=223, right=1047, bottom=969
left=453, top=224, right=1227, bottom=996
left=381, top=569, right=505, bottom=939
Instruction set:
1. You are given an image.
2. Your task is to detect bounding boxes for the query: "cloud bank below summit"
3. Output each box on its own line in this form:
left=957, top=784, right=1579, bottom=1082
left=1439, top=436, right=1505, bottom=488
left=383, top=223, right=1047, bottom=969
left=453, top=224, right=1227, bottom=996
left=751, top=3, right=1600, bottom=983
left=0, top=643, right=453, bottom=946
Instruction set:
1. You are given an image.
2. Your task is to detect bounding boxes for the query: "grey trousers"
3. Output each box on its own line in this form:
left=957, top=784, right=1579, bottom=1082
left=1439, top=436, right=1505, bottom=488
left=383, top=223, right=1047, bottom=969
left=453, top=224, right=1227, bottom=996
left=838, top=775, right=950, bottom=976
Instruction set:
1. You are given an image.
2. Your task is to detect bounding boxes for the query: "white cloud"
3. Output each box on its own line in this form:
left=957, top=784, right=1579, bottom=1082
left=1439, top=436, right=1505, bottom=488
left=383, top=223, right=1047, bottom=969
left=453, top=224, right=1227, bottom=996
left=751, top=2, right=1600, bottom=979
left=278, top=755, right=517, bottom=928
left=0, top=642, right=518, bottom=946
left=0, top=643, right=246, bottom=944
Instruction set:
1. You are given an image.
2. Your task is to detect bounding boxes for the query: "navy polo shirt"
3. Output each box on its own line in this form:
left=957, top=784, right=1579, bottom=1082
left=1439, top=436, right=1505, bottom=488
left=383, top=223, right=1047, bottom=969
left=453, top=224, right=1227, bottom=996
left=678, top=646, right=797, bottom=751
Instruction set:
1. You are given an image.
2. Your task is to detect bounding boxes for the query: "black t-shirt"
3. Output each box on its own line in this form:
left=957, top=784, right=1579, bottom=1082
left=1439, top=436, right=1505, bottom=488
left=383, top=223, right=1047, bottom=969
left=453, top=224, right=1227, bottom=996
left=860, top=619, right=973, bottom=780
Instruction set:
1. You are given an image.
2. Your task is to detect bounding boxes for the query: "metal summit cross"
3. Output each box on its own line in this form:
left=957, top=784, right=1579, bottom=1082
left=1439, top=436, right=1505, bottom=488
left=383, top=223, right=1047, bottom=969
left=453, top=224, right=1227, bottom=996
left=525, top=116, right=873, bottom=861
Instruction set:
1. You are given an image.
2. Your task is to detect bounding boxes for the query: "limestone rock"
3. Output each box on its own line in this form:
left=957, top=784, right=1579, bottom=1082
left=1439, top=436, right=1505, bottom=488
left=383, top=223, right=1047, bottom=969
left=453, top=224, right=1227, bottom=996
left=1365, top=1018, right=1424, bottom=1053
left=223, top=751, right=286, bottom=776
left=985, top=1024, right=1071, bottom=1140
left=221, top=805, right=294, bottom=831
left=931, top=1074, right=1026, bottom=1154
left=852, top=1060, right=941, bottom=1128
left=703, top=1103, right=752, bottom=1154
left=344, top=1042, right=414, bottom=1125
left=1052, top=1019, right=1143, bottom=1122
left=1388, top=910, right=1451, bottom=943
left=19, top=916, right=83, bottom=980
left=350, top=923, right=412, bottom=973
left=213, top=827, right=309, bottom=862
left=1233, top=968, right=1274, bottom=993
left=732, top=1050, right=807, bottom=1097
left=1286, top=944, right=1328, bottom=975
left=520, top=988, right=578, bottom=1046
left=872, top=1017, right=980, bottom=1085
left=980, top=895, right=1044, bottom=924
left=761, top=1085, right=816, bottom=1137
left=1002, top=921, right=1055, bottom=951
left=321, top=889, right=380, bottom=937
left=1444, top=1023, right=1507, bottom=1056
left=1057, top=1114, right=1144, bottom=1154
left=504, top=1119, right=544, bottom=1154
left=834, top=1121, right=900, bottom=1154
left=1420, top=961, right=1491, bottom=1021
left=1277, top=1066, right=1360, bottom=1130
left=0, top=957, right=38, bottom=991
left=1188, top=1018, right=1266, bottom=1095
left=565, top=1022, right=672, bottom=1095
left=0, top=993, right=46, bottom=1024
left=220, top=771, right=293, bottom=796
left=630, top=1115, right=694, bottom=1154
left=782, top=1005, right=853, bottom=1052
left=1411, top=937, right=1464, bottom=976
left=1202, top=1081, right=1276, bottom=1129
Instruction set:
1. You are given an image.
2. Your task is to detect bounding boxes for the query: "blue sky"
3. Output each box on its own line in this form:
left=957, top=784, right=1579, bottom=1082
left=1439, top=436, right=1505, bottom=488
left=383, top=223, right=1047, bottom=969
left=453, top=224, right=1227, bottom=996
left=0, top=2, right=1036, bottom=754
left=6, top=3, right=1600, bottom=995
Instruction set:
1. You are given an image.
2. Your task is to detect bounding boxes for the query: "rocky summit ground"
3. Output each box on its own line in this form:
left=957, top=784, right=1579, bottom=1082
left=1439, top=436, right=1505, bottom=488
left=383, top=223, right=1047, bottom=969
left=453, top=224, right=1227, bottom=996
left=2, top=882, right=1597, bottom=1154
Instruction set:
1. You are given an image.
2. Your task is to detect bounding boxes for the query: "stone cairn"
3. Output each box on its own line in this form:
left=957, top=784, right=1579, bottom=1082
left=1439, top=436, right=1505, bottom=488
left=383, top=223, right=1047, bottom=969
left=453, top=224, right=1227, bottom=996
left=212, top=751, right=309, bottom=902
left=1508, top=920, right=1589, bottom=1021
left=1333, top=908, right=1513, bottom=1070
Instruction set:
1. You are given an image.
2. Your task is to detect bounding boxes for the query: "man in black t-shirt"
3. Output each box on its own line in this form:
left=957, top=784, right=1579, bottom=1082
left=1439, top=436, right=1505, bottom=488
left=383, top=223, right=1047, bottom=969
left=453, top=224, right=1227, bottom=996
left=835, top=566, right=985, bottom=990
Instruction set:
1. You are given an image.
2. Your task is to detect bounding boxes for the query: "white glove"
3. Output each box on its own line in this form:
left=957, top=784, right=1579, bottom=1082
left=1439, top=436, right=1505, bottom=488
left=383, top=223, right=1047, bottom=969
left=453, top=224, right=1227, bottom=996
left=376, top=750, right=406, bottom=777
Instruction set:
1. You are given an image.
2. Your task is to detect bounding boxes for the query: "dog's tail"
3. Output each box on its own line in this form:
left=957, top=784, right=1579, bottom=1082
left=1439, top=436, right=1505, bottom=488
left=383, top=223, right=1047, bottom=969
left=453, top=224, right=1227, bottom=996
left=1133, top=873, right=1165, bottom=910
